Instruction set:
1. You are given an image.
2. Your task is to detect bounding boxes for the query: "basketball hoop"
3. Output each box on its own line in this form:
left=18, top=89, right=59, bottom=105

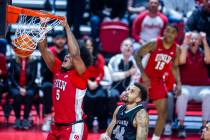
left=6, top=5, right=65, bottom=57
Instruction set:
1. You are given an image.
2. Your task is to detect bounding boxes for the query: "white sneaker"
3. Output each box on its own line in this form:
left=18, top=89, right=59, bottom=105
left=164, top=123, right=172, bottom=136
left=42, top=115, right=52, bottom=132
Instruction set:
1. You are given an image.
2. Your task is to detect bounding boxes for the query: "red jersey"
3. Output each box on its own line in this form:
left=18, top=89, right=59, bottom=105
left=145, top=37, right=177, bottom=79
left=87, top=54, right=105, bottom=84
left=51, top=58, right=88, bottom=123
left=180, top=49, right=210, bottom=85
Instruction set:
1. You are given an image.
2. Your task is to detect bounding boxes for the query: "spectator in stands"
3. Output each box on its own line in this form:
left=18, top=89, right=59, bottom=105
left=66, top=0, right=86, bottom=39
left=0, top=38, right=7, bottom=55
left=177, top=32, right=210, bottom=138
left=0, top=53, right=7, bottom=96
left=82, top=36, right=107, bottom=129
left=9, top=55, right=37, bottom=130
left=0, top=53, right=11, bottom=121
left=132, top=0, right=168, bottom=50
left=127, top=0, right=147, bottom=23
left=202, top=123, right=210, bottom=140
left=185, top=0, right=210, bottom=45
left=162, top=0, right=195, bottom=23
left=196, top=0, right=205, bottom=6
left=108, top=38, right=140, bottom=118
left=41, top=30, right=68, bottom=132
left=90, top=0, right=128, bottom=40
left=49, top=31, right=68, bottom=61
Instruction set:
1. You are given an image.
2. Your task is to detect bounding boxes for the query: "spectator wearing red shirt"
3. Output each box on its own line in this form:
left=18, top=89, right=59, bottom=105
left=84, top=37, right=105, bottom=87
left=0, top=53, right=10, bottom=120
left=0, top=53, right=8, bottom=94
left=132, top=0, right=168, bottom=50
left=82, top=37, right=107, bottom=129
left=177, top=32, right=210, bottom=138
left=9, top=55, right=38, bottom=130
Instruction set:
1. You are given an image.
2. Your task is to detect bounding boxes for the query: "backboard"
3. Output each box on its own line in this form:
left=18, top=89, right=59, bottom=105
left=0, top=0, right=8, bottom=38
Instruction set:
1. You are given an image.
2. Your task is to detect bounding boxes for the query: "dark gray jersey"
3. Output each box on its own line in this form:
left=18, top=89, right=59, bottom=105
left=111, top=104, right=144, bottom=140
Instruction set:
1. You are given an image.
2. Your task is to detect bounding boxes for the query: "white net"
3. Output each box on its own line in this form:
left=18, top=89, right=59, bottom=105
left=12, top=14, right=63, bottom=51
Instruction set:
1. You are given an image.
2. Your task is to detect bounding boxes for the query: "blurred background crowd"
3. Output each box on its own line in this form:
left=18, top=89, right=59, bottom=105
left=0, top=0, right=210, bottom=138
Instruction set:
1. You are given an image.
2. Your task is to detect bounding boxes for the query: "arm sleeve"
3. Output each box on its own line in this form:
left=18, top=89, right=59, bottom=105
left=132, top=11, right=148, bottom=42
left=159, top=13, right=168, bottom=36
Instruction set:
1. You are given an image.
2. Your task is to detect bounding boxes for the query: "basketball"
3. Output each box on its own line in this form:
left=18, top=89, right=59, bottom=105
left=12, top=34, right=35, bottom=58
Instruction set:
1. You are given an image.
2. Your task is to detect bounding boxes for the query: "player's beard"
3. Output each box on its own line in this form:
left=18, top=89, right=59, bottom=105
left=120, top=94, right=129, bottom=103
left=56, top=43, right=64, bottom=49
left=61, top=66, right=69, bottom=72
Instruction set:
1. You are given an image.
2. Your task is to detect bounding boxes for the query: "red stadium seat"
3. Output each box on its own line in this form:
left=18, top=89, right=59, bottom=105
left=185, top=101, right=202, bottom=116
left=99, top=21, right=129, bottom=54
left=148, top=100, right=202, bottom=116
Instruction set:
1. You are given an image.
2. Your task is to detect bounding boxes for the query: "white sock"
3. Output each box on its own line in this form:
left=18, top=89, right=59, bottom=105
left=152, top=134, right=160, bottom=140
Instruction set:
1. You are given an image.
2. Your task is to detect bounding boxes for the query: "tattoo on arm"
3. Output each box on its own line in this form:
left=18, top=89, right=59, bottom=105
left=136, top=109, right=149, bottom=140
left=106, top=106, right=120, bottom=137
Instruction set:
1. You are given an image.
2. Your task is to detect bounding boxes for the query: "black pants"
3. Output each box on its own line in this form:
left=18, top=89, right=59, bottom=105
left=0, top=79, right=12, bottom=119
left=84, top=87, right=108, bottom=129
left=11, top=88, right=35, bottom=119
left=41, top=82, right=53, bottom=115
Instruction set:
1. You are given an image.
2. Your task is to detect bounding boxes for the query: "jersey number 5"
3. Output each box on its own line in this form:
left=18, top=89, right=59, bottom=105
left=155, top=61, right=165, bottom=70
left=56, top=89, right=60, bottom=101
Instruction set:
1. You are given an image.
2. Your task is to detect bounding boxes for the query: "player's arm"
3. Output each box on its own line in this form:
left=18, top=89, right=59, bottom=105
left=179, top=33, right=190, bottom=65
left=100, top=106, right=120, bottom=140
left=135, top=109, right=149, bottom=140
left=201, top=32, right=210, bottom=64
left=134, top=41, right=156, bottom=88
left=38, top=37, right=55, bottom=71
left=63, top=19, right=86, bottom=75
left=172, top=47, right=182, bottom=97
left=134, top=41, right=156, bottom=74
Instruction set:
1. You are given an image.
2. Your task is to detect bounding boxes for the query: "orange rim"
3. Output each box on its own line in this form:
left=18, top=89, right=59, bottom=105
left=7, top=5, right=64, bottom=24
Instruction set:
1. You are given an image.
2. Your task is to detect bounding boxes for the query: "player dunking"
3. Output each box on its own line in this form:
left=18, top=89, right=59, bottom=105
left=39, top=19, right=92, bottom=140
left=100, top=83, right=149, bottom=140
left=135, top=24, right=182, bottom=140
